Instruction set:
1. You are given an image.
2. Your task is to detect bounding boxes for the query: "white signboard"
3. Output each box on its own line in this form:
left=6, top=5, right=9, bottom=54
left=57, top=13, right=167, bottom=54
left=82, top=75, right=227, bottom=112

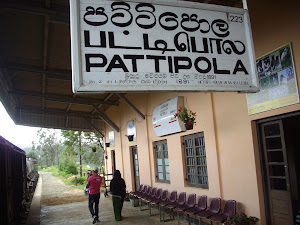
left=126, top=119, right=136, bottom=141
left=153, top=97, right=185, bottom=136
left=70, top=0, right=259, bottom=93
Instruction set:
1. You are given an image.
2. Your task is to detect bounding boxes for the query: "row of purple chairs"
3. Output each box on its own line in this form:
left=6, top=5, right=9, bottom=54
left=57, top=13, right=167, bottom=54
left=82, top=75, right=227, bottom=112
left=130, top=184, right=236, bottom=225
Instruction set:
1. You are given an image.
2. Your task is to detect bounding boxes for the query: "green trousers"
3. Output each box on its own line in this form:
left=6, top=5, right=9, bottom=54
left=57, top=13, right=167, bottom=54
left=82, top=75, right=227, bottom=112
left=112, top=196, right=122, bottom=221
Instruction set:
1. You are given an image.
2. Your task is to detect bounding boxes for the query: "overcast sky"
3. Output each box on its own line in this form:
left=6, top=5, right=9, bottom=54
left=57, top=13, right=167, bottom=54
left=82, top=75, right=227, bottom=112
left=0, top=102, right=40, bottom=149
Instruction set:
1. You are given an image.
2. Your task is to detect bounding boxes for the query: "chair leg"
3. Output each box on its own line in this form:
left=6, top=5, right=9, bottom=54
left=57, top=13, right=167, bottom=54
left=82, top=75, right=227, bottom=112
left=139, top=198, right=142, bottom=210
left=178, top=212, right=180, bottom=225
left=159, top=206, right=161, bottom=221
left=159, top=206, right=162, bottom=221
left=187, top=214, right=190, bottom=225
left=149, top=203, right=151, bottom=216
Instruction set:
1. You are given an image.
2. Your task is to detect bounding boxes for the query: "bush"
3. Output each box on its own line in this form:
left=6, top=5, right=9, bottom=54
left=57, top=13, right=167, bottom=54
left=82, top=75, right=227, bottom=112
left=59, top=158, right=77, bottom=175
left=75, top=177, right=86, bottom=185
left=225, top=210, right=259, bottom=225
left=38, top=165, right=47, bottom=170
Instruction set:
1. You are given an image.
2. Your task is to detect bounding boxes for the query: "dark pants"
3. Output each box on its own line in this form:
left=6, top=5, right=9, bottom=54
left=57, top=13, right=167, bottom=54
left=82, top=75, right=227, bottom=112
left=88, top=193, right=100, bottom=218
left=112, top=196, right=124, bottom=221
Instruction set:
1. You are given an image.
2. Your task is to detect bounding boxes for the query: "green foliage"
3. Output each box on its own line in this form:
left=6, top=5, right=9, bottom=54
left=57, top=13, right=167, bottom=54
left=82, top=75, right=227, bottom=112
left=75, top=177, right=86, bottom=185
left=42, top=166, right=61, bottom=177
left=27, top=151, right=38, bottom=159
left=174, top=106, right=197, bottom=125
left=225, top=211, right=259, bottom=225
left=42, top=165, right=106, bottom=191
left=38, top=165, right=48, bottom=170
left=32, top=128, right=104, bottom=177
left=61, top=130, right=104, bottom=175
left=34, top=128, right=63, bottom=167
left=59, top=157, right=77, bottom=175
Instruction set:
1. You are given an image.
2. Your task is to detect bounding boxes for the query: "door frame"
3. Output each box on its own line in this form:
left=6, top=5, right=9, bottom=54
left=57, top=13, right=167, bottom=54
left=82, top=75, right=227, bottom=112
left=131, top=145, right=140, bottom=192
left=256, top=111, right=300, bottom=225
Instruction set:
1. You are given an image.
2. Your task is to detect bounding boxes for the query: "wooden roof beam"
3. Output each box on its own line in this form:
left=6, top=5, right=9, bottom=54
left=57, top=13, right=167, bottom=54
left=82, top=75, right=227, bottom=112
left=92, top=106, right=120, bottom=133
left=116, top=93, right=145, bottom=120
left=1, top=64, right=71, bottom=80
left=16, top=106, right=102, bottom=119
left=9, top=90, right=119, bottom=106
left=42, top=14, right=49, bottom=110
left=91, top=93, right=114, bottom=114
left=82, top=117, right=105, bottom=137
left=0, top=2, right=69, bottom=24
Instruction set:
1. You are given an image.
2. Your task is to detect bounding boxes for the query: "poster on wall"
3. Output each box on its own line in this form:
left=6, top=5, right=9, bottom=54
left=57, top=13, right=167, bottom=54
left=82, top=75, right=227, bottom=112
left=70, top=0, right=259, bottom=93
left=126, top=119, right=136, bottom=142
left=108, top=131, right=114, bottom=147
left=247, top=43, right=299, bottom=115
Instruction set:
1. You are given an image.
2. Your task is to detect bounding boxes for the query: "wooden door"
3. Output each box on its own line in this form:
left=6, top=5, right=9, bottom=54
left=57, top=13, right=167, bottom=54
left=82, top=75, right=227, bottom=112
left=261, top=120, right=293, bottom=225
left=131, top=146, right=140, bottom=191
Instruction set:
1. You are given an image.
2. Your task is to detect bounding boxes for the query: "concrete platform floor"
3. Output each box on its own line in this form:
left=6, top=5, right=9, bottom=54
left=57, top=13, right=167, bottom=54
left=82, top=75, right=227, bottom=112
left=40, top=195, right=204, bottom=225
left=27, top=172, right=208, bottom=225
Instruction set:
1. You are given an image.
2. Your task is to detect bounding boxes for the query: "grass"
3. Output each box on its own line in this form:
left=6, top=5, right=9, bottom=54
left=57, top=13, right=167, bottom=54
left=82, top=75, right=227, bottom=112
left=41, top=166, right=87, bottom=190
left=41, top=166, right=107, bottom=191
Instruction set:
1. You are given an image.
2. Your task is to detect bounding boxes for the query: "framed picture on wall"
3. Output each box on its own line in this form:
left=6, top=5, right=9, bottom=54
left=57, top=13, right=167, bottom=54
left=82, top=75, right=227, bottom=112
left=247, top=43, right=299, bottom=115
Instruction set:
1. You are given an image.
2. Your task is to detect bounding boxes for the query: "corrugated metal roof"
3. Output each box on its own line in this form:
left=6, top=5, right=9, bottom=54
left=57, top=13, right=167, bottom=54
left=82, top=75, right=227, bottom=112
left=0, top=0, right=243, bottom=135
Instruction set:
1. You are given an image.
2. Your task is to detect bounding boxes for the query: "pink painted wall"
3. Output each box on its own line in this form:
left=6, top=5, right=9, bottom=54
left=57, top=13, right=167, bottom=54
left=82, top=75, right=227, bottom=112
left=103, top=1, right=300, bottom=224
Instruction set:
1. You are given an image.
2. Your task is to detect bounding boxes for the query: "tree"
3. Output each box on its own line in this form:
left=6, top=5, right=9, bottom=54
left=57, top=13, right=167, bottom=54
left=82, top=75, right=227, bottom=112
left=27, top=151, right=38, bottom=159
left=82, top=132, right=104, bottom=169
left=35, top=128, right=63, bottom=166
left=61, top=130, right=104, bottom=176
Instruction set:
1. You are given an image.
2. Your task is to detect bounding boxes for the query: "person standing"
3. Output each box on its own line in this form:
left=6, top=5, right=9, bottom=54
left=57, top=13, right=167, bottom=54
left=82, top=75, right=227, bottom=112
left=87, top=167, right=102, bottom=224
left=84, top=170, right=92, bottom=196
left=110, top=170, right=126, bottom=221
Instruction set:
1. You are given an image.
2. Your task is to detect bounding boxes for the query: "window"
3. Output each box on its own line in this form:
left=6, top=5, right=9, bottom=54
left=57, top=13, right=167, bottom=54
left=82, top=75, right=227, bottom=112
left=183, top=133, right=209, bottom=189
left=154, top=140, right=170, bottom=183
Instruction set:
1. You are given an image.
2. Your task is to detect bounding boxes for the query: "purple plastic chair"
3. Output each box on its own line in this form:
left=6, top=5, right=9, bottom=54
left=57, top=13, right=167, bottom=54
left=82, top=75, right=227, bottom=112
left=148, top=188, right=162, bottom=215
left=150, top=189, right=168, bottom=216
left=148, top=188, right=162, bottom=202
left=185, top=196, right=207, bottom=225
left=139, top=186, right=152, bottom=210
left=196, top=197, right=221, bottom=221
left=166, top=192, right=186, bottom=221
left=174, top=193, right=196, bottom=225
left=141, top=187, right=157, bottom=211
left=130, top=184, right=143, bottom=198
left=134, top=185, right=147, bottom=198
left=142, top=187, right=157, bottom=202
left=209, top=200, right=236, bottom=224
left=159, top=190, right=177, bottom=222
left=138, top=185, right=151, bottom=199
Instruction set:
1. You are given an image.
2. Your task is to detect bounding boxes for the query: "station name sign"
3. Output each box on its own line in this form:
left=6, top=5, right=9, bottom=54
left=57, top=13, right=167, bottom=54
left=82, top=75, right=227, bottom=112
left=70, top=0, right=259, bottom=93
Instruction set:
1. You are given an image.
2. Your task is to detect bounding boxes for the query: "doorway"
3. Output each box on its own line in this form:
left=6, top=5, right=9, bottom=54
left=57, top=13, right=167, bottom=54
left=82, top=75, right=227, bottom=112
left=111, top=150, right=116, bottom=174
left=131, top=146, right=140, bottom=192
left=258, top=112, right=300, bottom=225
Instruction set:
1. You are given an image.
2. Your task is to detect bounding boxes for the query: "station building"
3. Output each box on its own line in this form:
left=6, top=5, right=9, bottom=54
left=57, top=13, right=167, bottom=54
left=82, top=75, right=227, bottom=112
left=1, top=0, right=300, bottom=224
left=102, top=1, right=300, bottom=224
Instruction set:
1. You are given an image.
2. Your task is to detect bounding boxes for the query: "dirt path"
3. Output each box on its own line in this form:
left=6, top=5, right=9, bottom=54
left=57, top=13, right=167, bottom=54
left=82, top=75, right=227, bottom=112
left=40, top=172, right=83, bottom=198
left=39, top=172, right=85, bottom=206
left=39, top=172, right=92, bottom=225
